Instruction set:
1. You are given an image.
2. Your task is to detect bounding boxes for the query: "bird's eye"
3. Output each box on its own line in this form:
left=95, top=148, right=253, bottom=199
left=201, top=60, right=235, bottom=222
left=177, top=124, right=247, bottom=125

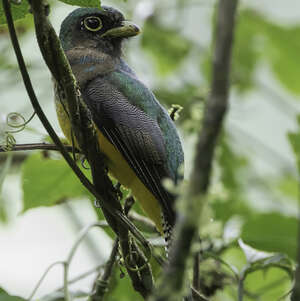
left=83, top=16, right=102, bottom=32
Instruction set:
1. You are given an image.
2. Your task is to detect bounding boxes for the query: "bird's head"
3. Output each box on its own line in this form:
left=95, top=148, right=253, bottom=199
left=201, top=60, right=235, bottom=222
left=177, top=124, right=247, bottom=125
left=59, top=6, right=140, bottom=57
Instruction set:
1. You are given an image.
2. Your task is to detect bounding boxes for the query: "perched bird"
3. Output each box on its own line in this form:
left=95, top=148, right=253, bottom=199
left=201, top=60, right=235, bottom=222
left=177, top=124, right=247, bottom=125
left=56, top=6, right=184, bottom=236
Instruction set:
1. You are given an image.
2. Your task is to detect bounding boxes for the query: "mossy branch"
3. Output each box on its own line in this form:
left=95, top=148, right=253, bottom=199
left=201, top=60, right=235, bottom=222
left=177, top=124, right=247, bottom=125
left=29, top=0, right=152, bottom=297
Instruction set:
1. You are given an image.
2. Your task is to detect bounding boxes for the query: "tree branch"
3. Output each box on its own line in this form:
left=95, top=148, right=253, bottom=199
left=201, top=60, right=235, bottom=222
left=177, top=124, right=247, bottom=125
left=29, top=0, right=152, bottom=297
left=150, top=0, right=239, bottom=300
left=0, top=143, right=78, bottom=153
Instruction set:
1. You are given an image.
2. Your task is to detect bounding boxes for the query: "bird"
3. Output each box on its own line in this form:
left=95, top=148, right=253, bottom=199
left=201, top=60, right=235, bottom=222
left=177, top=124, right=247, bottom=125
left=55, top=6, right=184, bottom=238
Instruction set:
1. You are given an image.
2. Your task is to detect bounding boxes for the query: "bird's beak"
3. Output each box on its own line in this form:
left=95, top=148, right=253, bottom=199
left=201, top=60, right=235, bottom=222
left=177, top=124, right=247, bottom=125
left=101, top=21, right=141, bottom=38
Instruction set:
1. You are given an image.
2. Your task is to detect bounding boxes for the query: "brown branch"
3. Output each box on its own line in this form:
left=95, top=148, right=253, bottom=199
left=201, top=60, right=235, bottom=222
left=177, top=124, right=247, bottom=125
left=150, top=0, right=239, bottom=300
left=0, top=143, right=78, bottom=153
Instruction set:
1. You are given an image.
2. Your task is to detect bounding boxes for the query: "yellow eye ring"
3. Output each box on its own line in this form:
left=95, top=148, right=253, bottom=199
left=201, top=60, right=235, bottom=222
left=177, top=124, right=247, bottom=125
left=83, top=16, right=102, bottom=32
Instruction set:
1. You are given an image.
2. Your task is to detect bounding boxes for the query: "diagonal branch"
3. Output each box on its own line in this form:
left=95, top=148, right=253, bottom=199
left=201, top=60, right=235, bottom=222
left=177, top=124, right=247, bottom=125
left=150, top=0, right=239, bottom=300
left=29, top=0, right=152, bottom=297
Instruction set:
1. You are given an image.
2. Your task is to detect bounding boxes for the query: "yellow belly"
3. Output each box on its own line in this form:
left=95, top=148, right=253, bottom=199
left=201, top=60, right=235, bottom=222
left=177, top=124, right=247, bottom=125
left=56, top=101, right=163, bottom=232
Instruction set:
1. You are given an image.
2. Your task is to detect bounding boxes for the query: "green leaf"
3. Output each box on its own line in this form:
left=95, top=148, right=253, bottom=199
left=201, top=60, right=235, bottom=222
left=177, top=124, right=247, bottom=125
left=221, top=247, right=247, bottom=273
left=239, top=239, right=273, bottom=264
left=141, top=18, right=191, bottom=75
left=243, top=267, right=291, bottom=301
left=241, top=213, right=297, bottom=259
left=0, top=288, right=25, bottom=301
left=0, top=1, right=30, bottom=25
left=22, top=153, right=91, bottom=211
left=57, top=0, right=101, bottom=8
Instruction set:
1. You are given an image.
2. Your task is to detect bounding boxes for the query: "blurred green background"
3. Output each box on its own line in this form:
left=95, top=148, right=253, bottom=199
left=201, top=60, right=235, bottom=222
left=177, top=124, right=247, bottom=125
left=0, top=0, right=300, bottom=300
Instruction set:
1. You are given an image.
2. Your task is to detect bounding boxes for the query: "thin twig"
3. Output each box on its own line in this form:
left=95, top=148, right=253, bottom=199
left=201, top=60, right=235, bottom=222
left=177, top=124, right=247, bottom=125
left=190, top=287, right=209, bottom=301
left=90, top=238, right=119, bottom=301
left=28, top=261, right=65, bottom=301
left=63, top=222, right=107, bottom=300
left=49, top=263, right=105, bottom=296
left=0, top=142, right=78, bottom=153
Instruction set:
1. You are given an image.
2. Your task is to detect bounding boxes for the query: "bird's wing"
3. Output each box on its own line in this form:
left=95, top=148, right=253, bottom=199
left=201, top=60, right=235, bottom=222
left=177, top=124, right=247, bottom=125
left=82, top=74, right=176, bottom=226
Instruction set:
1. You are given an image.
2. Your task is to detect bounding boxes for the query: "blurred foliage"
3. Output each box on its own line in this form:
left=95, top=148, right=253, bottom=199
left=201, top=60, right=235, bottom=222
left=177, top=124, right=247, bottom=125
left=0, top=287, right=25, bottom=301
left=154, top=84, right=206, bottom=132
left=0, top=1, right=30, bottom=25
left=242, top=212, right=297, bottom=259
left=288, top=115, right=300, bottom=170
left=141, top=16, right=192, bottom=75
left=276, top=173, right=298, bottom=200
left=211, top=134, right=253, bottom=224
left=243, top=267, right=291, bottom=301
left=202, top=8, right=300, bottom=96
left=22, top=152, right=92, bottom=211
left=0, top=0, right=299, bottom=300
left=105, top=266, right=144, bottom=301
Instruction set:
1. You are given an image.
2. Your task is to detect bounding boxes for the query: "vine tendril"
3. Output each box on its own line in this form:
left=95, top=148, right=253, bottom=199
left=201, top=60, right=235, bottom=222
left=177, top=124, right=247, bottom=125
left=3, top=111, right=35, bottom=150
left=125, top=250, right=149, bottom=272
left=6, top=111, right=35, bottom=133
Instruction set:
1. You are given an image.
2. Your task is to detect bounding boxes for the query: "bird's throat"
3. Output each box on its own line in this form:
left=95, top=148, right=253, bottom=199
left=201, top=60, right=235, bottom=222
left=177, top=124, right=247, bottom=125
left=65, top=47, right=118, bottom=87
